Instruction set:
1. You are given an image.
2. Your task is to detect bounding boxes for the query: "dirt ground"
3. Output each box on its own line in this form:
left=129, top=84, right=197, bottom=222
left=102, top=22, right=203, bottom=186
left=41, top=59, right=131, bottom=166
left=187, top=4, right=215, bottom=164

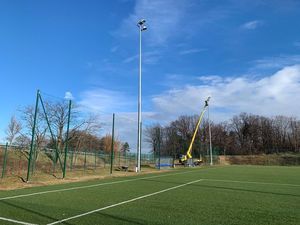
left=0, top=167, right=169, bottom=191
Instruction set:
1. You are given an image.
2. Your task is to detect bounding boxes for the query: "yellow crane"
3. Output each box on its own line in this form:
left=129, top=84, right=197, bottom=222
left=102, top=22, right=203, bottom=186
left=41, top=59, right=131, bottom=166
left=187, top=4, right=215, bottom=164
left=179, top=97, right=210, bottom=165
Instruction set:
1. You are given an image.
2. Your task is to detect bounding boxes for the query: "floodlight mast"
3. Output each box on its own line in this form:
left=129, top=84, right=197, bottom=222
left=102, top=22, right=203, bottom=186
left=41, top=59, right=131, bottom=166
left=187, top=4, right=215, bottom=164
left=136, top=19, right=147, bottom=173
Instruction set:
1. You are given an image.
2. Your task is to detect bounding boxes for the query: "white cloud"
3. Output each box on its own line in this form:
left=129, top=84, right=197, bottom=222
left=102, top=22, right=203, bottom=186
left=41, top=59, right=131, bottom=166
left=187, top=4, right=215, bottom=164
left=123, top=51, right=162, bottom=64
left=78, top=88, right=156, bottom=152
left=198, top=75, right=229, bottom=85
left=78, top=89, right=135, bottom=113
left=113, top=111, right=157, bottom=152
left=252, top=55, right=300, bottom=70
left=113, top=0, right=236, bottom=53
left=179, top=48, right=206, bottom=55
left=117, top=0, right=192, bottom=46
left=241, top=20, right=263, bottom=30
left=123, top=54, right=138, bottom=63
left=152, top=65, right=300, bottom=121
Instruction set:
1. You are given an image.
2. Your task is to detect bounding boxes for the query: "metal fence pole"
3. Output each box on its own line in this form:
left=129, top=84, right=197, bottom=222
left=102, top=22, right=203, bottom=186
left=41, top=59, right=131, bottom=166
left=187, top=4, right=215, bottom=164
left=39, top=93, right=63, bottom=171
left=110, top=113, right=115, bottom=175
left=158, top=139, right=161, bottom=170
left=1, top=143, right=9, bottom=179
left=84, top=149, right=87, bottom=171
left=52, top=149, right=57, bottom=174
left=94, top=151, right=97, bottom=170
left=63, top=99, right=72, bottom=178
left=70, top=149, right=74, bottom=171
left=31, top=144, right=37, bottom=175
left=26, top=90, right=40, bottom=182
left=208, top=103, right=213, bottom=165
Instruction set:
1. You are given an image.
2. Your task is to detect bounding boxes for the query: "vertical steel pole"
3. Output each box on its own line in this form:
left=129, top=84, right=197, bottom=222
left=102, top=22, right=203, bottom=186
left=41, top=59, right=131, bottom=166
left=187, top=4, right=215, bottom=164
left=136, top=26, right=142, bottom=173
left=110, top=113, right=115, bottom=175
left=52, top=149, right=57, bottom=173
left=39, top=94, right=63, bottom=170
left=118, top=150, right=121, bottom=166
left=208, top=103, right=213, bottom=165
left=158, top=138, right=161, bottom=170
left=31, top=144, right=37, bottom=174
left=70, top=149, right=74, bottom=171
left=26, top=90, right=40, bottom=182
left=141, top=122, right=143, bottom=171
left=125, top=149, right=127, bottom=166
left=94, top=151, right=97, bottom=170
left=1, top=143, right=9, bottom=179
left=84, top=149, right=87, bottom=171
left=63, top=100, right=72, bottom=178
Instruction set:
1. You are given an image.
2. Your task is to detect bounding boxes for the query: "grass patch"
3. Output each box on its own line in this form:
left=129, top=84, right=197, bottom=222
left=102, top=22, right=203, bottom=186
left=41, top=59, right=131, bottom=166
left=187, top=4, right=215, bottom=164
left=0, top=165, right=299, bottom=225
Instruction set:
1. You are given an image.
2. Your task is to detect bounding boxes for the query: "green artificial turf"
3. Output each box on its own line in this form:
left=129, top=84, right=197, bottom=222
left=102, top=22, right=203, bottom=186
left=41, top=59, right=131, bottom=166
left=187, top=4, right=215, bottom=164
left=0, top=165, right=299, bottom=225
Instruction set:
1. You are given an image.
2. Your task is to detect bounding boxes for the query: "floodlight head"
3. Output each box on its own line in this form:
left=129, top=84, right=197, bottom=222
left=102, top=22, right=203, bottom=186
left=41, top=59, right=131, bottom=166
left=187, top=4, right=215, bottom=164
left=141, top=25, right=147, bottom=31
left=205, top=96, right=211, bottom=107
left=137, top=19, right=146, bottom=26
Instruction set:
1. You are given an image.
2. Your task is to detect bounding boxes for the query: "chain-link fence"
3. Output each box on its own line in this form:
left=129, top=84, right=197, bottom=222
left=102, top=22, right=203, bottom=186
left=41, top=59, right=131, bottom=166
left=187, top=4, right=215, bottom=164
left=0, top=143, right=157, bottom=181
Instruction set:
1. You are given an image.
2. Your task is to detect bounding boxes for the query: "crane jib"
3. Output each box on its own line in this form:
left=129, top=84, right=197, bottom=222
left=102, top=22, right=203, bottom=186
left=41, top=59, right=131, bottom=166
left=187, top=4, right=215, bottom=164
left=180, top=97, right=210, bottom=165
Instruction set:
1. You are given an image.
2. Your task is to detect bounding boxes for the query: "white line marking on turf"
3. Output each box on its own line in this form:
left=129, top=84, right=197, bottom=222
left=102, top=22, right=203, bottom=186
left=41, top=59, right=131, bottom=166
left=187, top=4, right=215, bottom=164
left=204, top=178, right=300, bottom=187
left=47, top=179, right=203, bottom=225
left=0, top=216, right=37, bottom=225
left=0, top=167, right=216, bottom=201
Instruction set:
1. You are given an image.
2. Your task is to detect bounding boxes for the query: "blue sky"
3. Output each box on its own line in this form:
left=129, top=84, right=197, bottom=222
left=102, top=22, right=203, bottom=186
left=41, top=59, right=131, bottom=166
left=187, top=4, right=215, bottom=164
left=1, top=0, right=300, bottom=150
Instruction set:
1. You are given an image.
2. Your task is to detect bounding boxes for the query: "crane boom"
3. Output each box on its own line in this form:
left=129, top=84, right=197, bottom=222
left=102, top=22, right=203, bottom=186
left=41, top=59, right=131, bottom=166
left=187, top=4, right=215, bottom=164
left=180, top=97, right=210, bottom=164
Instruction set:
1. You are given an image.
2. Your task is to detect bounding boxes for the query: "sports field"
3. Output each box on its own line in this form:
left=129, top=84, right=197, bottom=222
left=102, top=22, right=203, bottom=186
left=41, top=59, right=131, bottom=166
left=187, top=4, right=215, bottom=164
left=0, top=165, right=299, bottom=225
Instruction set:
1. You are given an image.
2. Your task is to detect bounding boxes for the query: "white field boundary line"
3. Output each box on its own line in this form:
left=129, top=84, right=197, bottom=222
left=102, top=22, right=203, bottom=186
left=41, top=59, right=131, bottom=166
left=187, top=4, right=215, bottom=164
left=47, top=179, right=203, bottom=225
left=204, top=178, right=300, bottom=187
left=0, top=167, right=219, bottom=201
left=0, top=216, right=37, bottom=225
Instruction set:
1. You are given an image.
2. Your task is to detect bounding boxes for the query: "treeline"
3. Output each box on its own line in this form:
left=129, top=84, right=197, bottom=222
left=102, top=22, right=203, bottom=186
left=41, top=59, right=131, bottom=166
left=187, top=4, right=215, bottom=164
left=145, top=113, right=300, bottom=156
left=4, top=101, right=129, bottom=157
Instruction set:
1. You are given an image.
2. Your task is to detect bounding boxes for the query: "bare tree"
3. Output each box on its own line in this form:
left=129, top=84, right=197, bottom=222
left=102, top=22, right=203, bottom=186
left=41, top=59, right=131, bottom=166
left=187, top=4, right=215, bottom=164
left=45, top=101, right=70, bottom=151
left=99, top=134, right=121, bottom=153
left=288, top=117, right=299, bottom=153
left=145, top=124, right=163, bottom=154
left=21, top=106, right=48, bottom=148
left=5, top=116, right=22, bottom=145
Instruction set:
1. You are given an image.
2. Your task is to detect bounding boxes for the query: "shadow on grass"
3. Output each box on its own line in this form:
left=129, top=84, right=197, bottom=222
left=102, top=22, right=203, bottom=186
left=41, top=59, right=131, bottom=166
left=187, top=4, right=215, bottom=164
left=0, top=199, right=147, bottom=225
left=95, top=212, right=146, bottom=225
left=140, top=178, right=183, bottom=186
left=16, top=175, right=26, bottom=183
left=0, top=200, right=74, bottom=225
left=131, top=178, right=300, bottom=198
left=197, top=184, right=300, bottom=198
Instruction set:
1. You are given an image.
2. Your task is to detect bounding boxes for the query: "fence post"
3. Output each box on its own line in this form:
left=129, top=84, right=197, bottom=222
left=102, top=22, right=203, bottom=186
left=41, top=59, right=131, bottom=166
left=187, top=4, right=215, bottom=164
left=158, top=138, right=161, bottom=170
left=70, top=149, right=74, bottom=171
left=94, top=151, right=97, bottom=170
left=1, top=143, right=9, bottom=179
left=63, top=99, right=72, bottom=178
left=26, top=90, right=40, bottom=182
left=110, top=113, right=115, bottom=175
left=84, top=149, right=87, bottom=171
left=52, top=149, right=57, bottom=174
left=31, top=144, right=37, bottom=175
left=39, top=93, right=63, bottom=171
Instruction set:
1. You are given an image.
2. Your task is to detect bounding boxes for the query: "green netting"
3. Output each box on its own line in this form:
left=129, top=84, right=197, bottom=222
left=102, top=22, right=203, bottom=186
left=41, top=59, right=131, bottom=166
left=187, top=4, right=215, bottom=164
left=0, top=91, right=159, bottom=181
